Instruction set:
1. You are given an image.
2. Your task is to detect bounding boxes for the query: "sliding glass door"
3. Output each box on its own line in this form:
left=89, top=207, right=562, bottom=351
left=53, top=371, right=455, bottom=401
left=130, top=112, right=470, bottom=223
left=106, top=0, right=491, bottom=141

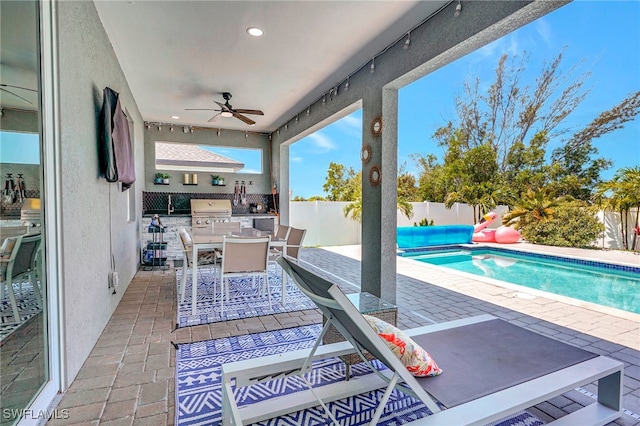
left=0, top=1, right=58, bottom=424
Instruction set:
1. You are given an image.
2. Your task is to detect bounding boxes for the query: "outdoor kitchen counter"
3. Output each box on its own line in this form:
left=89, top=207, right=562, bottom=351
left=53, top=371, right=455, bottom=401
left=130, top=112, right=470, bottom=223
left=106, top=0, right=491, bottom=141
left=140, top=214, right=278, bottom=261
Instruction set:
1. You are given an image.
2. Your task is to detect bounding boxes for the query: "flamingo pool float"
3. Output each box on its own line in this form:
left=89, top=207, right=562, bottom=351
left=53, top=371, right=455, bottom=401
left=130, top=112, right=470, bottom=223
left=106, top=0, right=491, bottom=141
left=473, top=212, right=521, bottom=244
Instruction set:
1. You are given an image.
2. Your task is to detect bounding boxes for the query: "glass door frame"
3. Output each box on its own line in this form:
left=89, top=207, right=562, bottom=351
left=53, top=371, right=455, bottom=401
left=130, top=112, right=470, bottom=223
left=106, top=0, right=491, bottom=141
left=18, top=1, right=63, bottom=424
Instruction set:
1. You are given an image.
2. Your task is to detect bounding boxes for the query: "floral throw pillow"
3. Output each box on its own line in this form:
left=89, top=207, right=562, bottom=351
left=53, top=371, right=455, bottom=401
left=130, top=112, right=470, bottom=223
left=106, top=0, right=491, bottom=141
left=363, top=314, right=442, bottom=377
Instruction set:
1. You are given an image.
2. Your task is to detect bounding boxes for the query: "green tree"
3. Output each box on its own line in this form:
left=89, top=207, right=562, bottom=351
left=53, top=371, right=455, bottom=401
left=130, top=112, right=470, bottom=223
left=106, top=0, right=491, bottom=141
left=413, top=153, right=447, bottom=202
left=594, top=166, right=640, bottom=250
left=414, top=51, right=640, bottom=207
left=322, top=162, right=359, bottom=201
left=335, top=162, right=414, bottom=223
left=502, top=187, right=572, bottom=229
left=519, top=200, right=604, bottom=248
left=398, top=162, right=420, bottom=202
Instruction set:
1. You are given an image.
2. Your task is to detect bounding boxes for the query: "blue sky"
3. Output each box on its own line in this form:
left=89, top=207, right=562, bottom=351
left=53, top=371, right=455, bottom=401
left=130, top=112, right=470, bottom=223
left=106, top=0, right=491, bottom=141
left=290, top=1, right=640, bottom=199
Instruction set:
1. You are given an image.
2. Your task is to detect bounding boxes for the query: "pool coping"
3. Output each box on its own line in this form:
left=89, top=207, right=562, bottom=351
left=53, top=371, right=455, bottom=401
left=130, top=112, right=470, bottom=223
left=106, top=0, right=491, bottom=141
left=398, top=244, right=640, bottom=273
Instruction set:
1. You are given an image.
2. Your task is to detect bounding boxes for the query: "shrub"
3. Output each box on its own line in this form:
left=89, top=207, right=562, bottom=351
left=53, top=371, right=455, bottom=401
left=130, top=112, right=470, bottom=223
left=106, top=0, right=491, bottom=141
left=414, top=218, right=434, bottom=226
left=519, top=201, right=603, bottom=248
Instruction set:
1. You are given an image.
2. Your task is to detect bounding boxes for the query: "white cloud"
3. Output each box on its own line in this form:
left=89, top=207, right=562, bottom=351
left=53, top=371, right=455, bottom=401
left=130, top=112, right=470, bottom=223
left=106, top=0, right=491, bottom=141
left=476, top=34, right=521, bottom=60
left=534, top=18, right=552, bottom=47
left=308, top=132, right=336, bottom=153
left=291, top=155, right=304, bottom=162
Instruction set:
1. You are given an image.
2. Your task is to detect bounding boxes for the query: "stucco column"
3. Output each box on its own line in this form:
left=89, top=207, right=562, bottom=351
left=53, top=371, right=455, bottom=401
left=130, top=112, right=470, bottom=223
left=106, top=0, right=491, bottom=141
left=361, top=88, right=398, bottom=303
left=278, top=142, right=290, bottom=225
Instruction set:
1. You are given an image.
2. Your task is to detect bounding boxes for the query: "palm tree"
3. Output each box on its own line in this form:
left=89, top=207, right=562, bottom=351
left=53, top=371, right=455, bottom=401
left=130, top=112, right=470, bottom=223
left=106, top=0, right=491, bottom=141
left=344, top=197, right=413, bottom=223
left=502, top=187, right=572, bottom=229
left=596, top=167, right=640, bottom=250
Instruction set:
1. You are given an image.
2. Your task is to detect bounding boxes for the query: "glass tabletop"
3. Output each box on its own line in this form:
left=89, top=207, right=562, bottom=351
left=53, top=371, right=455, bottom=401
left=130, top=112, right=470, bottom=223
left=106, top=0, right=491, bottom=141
left=346, top=292, right=396, bottom=315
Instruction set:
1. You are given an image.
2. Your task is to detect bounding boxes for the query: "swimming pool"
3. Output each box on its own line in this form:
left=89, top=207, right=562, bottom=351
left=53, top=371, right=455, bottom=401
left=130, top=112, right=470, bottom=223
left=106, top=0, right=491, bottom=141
left=400, top=246, right=640, bottom=314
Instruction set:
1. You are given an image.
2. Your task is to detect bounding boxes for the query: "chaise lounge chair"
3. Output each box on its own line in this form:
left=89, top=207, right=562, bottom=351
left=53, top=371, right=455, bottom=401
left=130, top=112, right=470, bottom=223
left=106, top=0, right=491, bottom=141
left=221, top=257, right=623, bottom=425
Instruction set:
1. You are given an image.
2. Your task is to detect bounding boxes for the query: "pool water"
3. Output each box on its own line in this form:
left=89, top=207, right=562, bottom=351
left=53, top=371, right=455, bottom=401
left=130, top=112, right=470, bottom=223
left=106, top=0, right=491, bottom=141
left=403, top=248, right=640, bottom=314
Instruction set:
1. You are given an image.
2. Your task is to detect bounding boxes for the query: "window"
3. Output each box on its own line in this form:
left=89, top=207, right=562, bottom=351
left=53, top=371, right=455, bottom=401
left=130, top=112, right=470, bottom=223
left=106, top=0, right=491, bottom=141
left=0, top=131, right=40, bottom=164
left=154, top=141, right=262, bottom=174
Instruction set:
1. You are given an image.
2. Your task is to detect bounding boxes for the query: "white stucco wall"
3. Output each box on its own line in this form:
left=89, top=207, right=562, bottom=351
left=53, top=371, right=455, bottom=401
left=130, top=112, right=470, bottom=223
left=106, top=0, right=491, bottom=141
left=57, top=1, right=144, bottom=384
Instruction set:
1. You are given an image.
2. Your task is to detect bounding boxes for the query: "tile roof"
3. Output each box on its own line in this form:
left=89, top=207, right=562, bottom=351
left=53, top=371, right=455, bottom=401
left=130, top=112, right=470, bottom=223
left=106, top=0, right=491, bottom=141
left=155, top=142, right=244, bottom=171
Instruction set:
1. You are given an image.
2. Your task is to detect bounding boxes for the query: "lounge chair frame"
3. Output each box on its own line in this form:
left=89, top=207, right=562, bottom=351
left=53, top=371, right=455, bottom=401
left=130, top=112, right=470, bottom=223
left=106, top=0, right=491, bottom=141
left=221, top=257, right=623, bottom=426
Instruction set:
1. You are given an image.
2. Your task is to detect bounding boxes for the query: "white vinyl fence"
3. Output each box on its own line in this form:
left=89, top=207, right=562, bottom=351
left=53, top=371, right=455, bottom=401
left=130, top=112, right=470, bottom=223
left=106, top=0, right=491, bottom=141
left=289, top=201, right=636, bottom=250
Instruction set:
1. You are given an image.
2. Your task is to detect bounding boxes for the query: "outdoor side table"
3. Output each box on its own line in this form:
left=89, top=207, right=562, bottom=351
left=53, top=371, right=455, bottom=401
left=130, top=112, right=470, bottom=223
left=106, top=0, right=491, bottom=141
left=322, top=292, right=398, bottom=379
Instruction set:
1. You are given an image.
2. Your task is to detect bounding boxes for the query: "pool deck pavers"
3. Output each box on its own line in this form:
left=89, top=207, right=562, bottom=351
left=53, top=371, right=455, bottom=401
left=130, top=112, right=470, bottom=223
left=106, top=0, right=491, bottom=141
left=47, top=243, right=639, bottom=425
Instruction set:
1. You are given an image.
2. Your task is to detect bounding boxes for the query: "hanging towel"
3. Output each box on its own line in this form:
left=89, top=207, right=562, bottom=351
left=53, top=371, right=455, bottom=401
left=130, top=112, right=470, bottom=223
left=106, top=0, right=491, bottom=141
left=99, top=87, right=136, bottom=191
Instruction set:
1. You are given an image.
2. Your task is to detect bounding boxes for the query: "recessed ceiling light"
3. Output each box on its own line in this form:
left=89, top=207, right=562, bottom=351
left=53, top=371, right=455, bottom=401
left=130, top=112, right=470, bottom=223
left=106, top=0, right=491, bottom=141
left=246, top=27, right=264, bottom=37
left=171, top=115, right=180, bottom=119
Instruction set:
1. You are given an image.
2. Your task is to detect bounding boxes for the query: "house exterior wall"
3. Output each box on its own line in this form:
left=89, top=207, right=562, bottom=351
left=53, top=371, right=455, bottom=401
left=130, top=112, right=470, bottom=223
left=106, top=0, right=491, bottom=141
left=142, top=127, right=272, bottom=195
left=57, top=1, right=144, bottom=384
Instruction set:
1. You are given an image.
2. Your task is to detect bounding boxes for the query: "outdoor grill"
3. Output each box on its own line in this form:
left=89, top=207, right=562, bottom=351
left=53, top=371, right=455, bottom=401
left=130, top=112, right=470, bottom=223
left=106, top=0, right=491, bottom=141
left=20, top=197, right=42, bottom=228
left=190, top=199, right=232, bottom=234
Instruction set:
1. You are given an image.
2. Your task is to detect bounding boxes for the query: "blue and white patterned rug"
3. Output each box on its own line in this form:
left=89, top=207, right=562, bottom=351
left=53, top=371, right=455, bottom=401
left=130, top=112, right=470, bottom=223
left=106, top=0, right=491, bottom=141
left=176, top=325, right=546, bottom=425
left=176, top=265, right=318, bottom=328
left=1, top=280, right=42, bottom=342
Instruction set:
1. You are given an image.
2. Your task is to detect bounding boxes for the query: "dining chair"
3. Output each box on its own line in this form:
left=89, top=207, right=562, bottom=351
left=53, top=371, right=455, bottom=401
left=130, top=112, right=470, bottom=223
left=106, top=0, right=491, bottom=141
left=275, top=224, right=290, bottom=241
left=273, top=227, right=306, bottom=305
left=284, top=227, right=306, bottom=262
left=219, top=235, right=271, bottom=314
left=177, top=227, right=220, bottom=303
left=1, top=233, right=42, bottom=322
left=212, top=221, right=241, bottom=235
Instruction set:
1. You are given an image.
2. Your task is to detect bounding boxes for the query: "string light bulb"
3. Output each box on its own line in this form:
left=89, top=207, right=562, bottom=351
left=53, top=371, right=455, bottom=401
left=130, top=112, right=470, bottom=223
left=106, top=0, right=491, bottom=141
left=404, top=32, right=411, bottom=49
left=307, top=107, right=310, bottom=116
left=454, top=0, right=461, bottom=17
left=170, top=125, right=174, bottom=132
left=322, top=94, right=326, bottom=104
left=217, top=129, right=221, bottom=136
left=370, top=58, right=375, bottom=74
left=345, top=78, right=350, bottom=91
left=158, top=125, right=162, bottom=131
left=190, top=127, right=194, bottom=133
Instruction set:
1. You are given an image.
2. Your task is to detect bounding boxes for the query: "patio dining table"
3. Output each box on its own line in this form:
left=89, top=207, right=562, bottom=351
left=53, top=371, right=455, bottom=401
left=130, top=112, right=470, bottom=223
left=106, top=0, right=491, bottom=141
left=190, top=228, right=286, bottom=315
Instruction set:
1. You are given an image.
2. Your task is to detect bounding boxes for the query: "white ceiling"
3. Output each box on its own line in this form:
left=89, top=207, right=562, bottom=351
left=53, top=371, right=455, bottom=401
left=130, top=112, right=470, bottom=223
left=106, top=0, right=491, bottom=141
left=94, top=0, right=448, bottom=133
left=0, top=1, right=39, bottom=110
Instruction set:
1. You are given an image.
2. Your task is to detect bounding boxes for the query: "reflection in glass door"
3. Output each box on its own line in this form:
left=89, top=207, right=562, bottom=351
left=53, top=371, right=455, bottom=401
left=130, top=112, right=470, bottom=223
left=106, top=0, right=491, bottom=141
left=0, top=1, right=51, bottom=424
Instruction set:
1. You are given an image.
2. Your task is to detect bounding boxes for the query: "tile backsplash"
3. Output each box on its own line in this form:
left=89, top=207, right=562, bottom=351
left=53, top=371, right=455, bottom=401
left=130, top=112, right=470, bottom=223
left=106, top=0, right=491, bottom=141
left=0, top=190, right=40, bottom=217
left=142, top=191, right=278, bottom=215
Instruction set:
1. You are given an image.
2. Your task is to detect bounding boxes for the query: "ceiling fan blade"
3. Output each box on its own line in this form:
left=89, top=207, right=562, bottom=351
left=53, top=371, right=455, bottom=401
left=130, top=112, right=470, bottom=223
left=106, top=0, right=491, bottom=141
left=214, top=100, right=229, bottom=110
left=0, top=83, right=37, bottom=92
left=0, top=87, right=33, bottom=105
left=234, top=109, right=264, bottom=116
left=232, top=112, right=255, bottom=126
left=207, top=113, right=222, bottom=123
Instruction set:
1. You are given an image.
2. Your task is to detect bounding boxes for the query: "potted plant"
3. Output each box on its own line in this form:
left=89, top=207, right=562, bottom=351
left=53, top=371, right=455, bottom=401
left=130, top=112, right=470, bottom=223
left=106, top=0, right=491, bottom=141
left=155, top=172, right=170, bottom=184
left=218, top=176, right=225, bottom=185
left=211, top=175, right=219, bottom=185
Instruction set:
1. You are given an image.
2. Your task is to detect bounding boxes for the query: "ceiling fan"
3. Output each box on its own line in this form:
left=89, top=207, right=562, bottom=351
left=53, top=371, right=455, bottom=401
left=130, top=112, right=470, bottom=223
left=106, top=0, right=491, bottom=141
left=0, top=83, right=37, bottom=105
left=186, top=92, right=264, bottom=126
